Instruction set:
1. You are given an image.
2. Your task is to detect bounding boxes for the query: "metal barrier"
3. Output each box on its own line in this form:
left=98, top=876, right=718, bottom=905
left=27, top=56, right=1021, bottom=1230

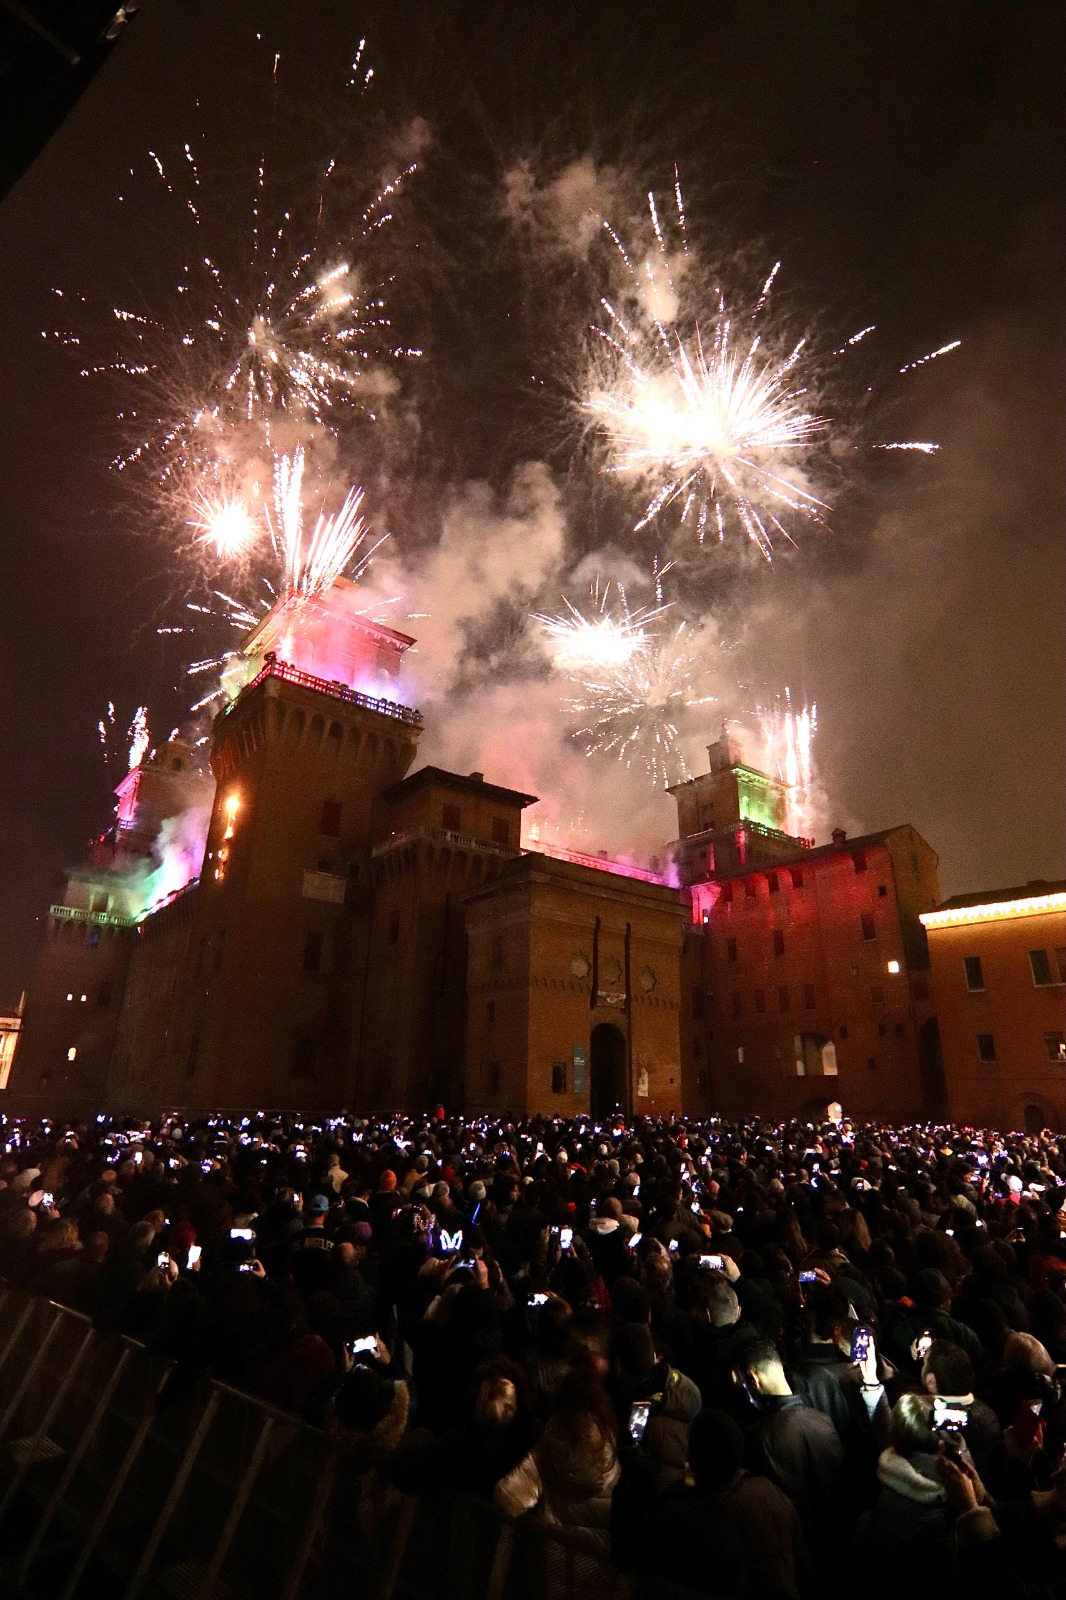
left=0, top=1289, right=704, bottom=1600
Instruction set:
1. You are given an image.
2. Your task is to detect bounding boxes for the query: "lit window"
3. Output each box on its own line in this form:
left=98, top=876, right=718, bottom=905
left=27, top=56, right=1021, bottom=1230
left=887, top=960, right=901, bottom=975
left=976, top=1033, right=997, bottom=1064
left=963, top=956, right=984, bottom=992
left=66, top=993, right=73, bottom=1002
left=1030, top=949, right=1055, bottom=987
left=1046, top=1033, right=1066, bottom=1064
left=67, top=1047, right=77, bottom=1062
left=80, top=994, right=87, bottom=1003
left=860, top=913, right=876, bottom=941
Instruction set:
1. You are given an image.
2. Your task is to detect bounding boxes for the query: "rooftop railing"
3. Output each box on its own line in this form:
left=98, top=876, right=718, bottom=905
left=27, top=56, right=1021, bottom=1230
left=240, top=653, right=422, bottom=726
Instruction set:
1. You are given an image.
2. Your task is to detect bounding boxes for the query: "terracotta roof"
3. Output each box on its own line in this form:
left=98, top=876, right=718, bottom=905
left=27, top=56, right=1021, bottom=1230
left=384, top=765, right=538, bottom=809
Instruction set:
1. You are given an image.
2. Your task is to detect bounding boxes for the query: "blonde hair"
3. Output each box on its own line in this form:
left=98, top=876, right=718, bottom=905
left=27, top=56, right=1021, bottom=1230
left=475, top=1376, right=517, bottom=1427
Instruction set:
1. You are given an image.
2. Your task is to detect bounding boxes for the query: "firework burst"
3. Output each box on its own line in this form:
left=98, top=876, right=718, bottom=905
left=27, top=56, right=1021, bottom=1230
left=568, top=621, right=716, bottom=787
left=583, top=176, right=960, bottom=558
left=534, top=572, right=671, bottom=673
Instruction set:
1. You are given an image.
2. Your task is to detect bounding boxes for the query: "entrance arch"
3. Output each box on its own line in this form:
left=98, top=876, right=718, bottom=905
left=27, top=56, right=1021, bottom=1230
left=589, top=1023, right=627, bottom=1118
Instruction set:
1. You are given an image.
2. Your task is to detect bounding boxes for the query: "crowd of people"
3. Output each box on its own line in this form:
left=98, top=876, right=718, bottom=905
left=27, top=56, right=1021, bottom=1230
left=2, top=1105, right=1066, bottom=1599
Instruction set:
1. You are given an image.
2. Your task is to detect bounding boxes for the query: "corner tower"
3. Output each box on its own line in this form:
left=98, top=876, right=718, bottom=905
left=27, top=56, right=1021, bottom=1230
left=125, top=583, right=423, bottom=1109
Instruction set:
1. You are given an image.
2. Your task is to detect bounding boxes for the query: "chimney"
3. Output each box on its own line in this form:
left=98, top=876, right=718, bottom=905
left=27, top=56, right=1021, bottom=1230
left=831, top=827, right=847, bottom=847
left=468, top=771, right=484, bottom=782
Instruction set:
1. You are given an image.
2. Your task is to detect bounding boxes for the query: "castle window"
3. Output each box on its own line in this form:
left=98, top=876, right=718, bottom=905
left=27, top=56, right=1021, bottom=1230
left=1030, top=949, right=1056, bottom=987
left=320, top=799, right=342, bottom=837
left=1046, top=1033, right=1066, bottom=1063
left=744, top=878, right=757, bottom=899
left=778, top=985, right=791, bottom=1013
left=840, top=1025, right=849, bottom=1039
left=768, top=871, right=779, bottom=894
left=303, top=930, right=324, bottom=972
left=790, top=867, right=805, bottom=889
left=773, top=929, right=785, bottom=957
left=804, top=983, right=816, bottom=1009
left=976, top=1032, right=997, bottom=1064
left=878, top=884, right=888, bottom=898
left=726, top=938, right=738, bottom=963
left=754, top=989, right=766, bottom=1014
left=442, top=803, right=462, bottom=832
left=87, top=928, right=100, bottom=948
left=491, top=817, right=510, bottom=845
left=731, top=992, right=742, bottom=1017
left=963, top=956, right=984, bottom=992
left=720, top=883, right=733, bottom=905
left=860, top=913, right=876, bottom=941
left=867, top=1056, right=877, bottom=1072
left=328, top=721, right=342, bottom=741
left=551, top=1062, right=566, bottom=1093
left=852, top=851, right=867, bottom=873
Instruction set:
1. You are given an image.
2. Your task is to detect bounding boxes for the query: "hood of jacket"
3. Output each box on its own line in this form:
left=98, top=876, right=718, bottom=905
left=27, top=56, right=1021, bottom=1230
left=876, top=1448, right=946, bottom=1506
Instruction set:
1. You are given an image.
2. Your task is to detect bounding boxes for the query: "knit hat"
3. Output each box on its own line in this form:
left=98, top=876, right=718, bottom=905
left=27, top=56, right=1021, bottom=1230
left=469, top=1180, right=487, bottom=1202
left=377, top=1170, right=397, bottom=1192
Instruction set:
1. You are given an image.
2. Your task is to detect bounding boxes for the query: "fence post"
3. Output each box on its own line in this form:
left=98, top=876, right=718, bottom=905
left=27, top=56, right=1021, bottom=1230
left=280, top=1447, right=338, bottom=1600
left=58, top=1360, right=175, bottom=1600
left=0, top=1304, right=64, bottom=1445
left=18, top=1343, right=133, bottom=1586
left=198, top=1411, right=276, bottom=1600
left=0, top=1318, right=93, bottom=1523
left=0, top=1302, right=35, bottom=1385
left=376, top=1493, right=417, bottom=1600
left=123, top=1386, right=221, bottom=1600
left=485, top=1523, right=515, bottom=1600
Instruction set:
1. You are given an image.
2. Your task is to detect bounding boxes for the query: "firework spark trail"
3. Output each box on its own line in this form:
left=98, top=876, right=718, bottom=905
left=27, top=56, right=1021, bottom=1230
left=568, top=621, right=716, bottom=788
left=127, top=706, right=151, bottom=771
left=584, top=178, right=961, bottom=558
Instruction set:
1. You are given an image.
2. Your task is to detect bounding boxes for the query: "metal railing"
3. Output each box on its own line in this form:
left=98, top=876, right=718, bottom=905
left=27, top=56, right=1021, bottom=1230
left=0, top=1288, right=708, bottom=1600
left=372, top=825, right=521, bottom=860
left=240, top=655, right=423, bottom=727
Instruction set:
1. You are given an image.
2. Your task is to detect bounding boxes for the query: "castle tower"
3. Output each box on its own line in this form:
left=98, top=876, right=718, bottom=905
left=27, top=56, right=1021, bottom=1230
left=112, top=582, right=423, bottom=1109
left=668, top=726, right=806, bottom=887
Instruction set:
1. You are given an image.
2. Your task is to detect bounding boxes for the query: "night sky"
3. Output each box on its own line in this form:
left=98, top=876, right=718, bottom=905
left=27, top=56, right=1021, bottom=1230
left=0, top=2, right=1062, bottom=1008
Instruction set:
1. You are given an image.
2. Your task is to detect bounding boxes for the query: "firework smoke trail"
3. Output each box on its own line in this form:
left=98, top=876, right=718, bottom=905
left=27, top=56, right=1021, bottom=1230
left=583, top=179, right=960, bottom=558
left=568, top=621, right=716, bottom=788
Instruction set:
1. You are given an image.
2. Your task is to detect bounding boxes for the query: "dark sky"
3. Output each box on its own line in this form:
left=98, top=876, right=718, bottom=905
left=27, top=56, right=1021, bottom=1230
left=0, top=1, right=1062, bottom=1007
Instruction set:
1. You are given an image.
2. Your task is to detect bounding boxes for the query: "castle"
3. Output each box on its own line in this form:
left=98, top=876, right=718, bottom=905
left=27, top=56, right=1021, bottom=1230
left=7, top=579, right=952, bottom=1123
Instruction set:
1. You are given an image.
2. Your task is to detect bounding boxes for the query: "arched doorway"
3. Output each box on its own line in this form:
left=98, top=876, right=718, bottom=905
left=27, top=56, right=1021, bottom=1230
left=590, top=1023, right=627, bottom=1118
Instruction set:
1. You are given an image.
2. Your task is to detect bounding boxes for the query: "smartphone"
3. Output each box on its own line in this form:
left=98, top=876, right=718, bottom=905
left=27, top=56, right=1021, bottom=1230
left=187, top=1245, right=202, bottom=1267
left=628, top=1232, right=643, bottom=1249
left=668, top=1240, right=679, bottom=1254
left=453, top=1259, right=476, bottom=1270
left=798, top=1269, right=818, bottom=1285
left=530, top=1292, right=550, bottom=1307
left=347, top=1335, right=377, bottom=1355
left=201, top=1160, right=213, bottom=1174
left=230, top=1227, right=255, bottom=1242
left=238, top=1261, right=256, bottom=1273
left=42, top=1192, right=54, bottom=1207
left=157, top=1251, right=170, bottom=1270
left=850, top=1326, right=872, bottom=1365
left=699, top=1254, right=725, bottom=1271
left=915, top=1331, right=933, bottom=1360
left=559, top=1227, right=573, bottom=1251
left=628, top=1400, right=652, bottom=1443
left=932, top=1399, right=969, bottom=1431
